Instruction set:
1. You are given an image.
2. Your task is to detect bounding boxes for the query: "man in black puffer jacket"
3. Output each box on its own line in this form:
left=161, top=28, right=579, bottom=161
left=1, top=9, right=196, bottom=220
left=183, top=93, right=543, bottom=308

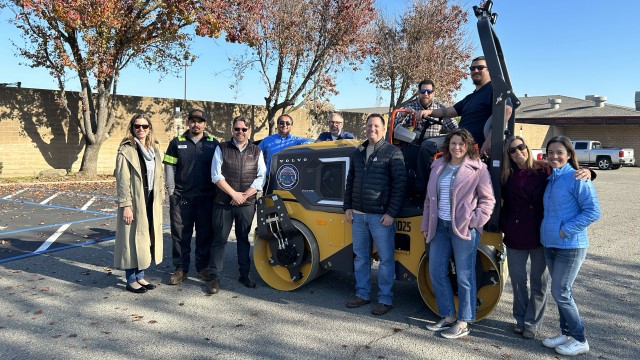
left=344, top=113, right=407, bottom=316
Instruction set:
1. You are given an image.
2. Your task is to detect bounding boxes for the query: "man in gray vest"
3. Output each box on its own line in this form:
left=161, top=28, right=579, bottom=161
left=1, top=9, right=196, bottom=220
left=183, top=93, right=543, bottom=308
left=209, top=116, right=266, bottom=292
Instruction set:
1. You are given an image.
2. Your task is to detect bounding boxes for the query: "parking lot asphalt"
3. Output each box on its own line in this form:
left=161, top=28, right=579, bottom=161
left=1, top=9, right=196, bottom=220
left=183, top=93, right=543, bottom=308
left=0, top=169, right=639, bottom=359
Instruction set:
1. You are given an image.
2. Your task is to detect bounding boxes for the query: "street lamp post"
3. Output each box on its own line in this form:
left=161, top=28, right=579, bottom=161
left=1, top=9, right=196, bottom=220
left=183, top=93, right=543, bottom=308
left=182, top=51, right=195, bottom=110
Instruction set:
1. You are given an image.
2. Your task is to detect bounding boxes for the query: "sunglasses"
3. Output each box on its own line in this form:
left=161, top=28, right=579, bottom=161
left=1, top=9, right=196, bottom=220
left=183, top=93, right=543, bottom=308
left=508, top=143, right=527, bottom=154
left=469, top=65, right=487, bottom=72
left=279, top=121, right=292, bottom=126
left=418, top=88, right=434, bottom=95
left=234, top=127, right=249, bottom=133
left=133, top=124, right=150, bottom=130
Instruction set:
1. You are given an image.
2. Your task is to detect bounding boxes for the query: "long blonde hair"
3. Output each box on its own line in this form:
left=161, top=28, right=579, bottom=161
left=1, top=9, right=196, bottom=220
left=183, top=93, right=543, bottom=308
left=501, top=136, right=534, bottom=185
left=121, top=113, right=157, bottom=149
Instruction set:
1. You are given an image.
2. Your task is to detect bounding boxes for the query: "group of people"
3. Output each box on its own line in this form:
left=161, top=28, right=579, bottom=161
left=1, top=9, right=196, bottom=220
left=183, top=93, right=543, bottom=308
left=343, top=56, right=600, bottom=356
left=112, top=55, right=601, bottom=357
left=114, top=109, right=318, bottom=294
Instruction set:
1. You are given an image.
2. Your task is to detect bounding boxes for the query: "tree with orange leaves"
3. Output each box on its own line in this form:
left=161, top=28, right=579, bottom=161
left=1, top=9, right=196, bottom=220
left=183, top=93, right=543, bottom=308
left=3, top=0, right=259, bottom=176
left=369, top=0, right=472, bottom=112
left=227, top=0, right=377, bottom=135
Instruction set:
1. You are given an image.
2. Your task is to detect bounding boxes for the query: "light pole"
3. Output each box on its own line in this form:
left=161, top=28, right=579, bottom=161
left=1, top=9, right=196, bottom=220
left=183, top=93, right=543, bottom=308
left=182, top=51, right=195, bottom=109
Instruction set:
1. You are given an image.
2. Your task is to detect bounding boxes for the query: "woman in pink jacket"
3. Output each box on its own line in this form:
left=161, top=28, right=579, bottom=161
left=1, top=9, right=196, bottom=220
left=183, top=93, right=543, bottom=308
left=421, top=128, right=495, bottom=339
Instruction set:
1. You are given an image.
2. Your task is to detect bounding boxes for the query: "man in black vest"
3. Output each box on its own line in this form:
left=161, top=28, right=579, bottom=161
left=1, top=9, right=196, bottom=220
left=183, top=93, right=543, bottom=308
left=209, top=116, right=267, bottom=292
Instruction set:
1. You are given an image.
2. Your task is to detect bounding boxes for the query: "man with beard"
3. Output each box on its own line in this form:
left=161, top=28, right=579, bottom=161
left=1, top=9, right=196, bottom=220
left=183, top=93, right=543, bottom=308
left=415, top=57, right=512, bottom=194
left=164, top=109, right=219, bottom=293
left=395, top=79, right=457, bottom=195
left=395, top=79, right=457, bottom=136
left=316, top=113, right=355, bottom=141
left=419, top=56, right=512, bottom=156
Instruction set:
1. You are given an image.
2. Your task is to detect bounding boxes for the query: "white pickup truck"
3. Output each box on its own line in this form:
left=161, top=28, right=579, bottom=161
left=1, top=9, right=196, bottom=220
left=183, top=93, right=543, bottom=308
left=573, top=140, right=635, bottom=170
left=531, top=140, right=635, bottom=170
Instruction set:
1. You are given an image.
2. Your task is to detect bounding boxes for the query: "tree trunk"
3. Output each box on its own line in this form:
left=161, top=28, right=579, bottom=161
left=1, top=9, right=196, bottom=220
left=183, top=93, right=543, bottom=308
left=78, top=141, right=103, bottom=177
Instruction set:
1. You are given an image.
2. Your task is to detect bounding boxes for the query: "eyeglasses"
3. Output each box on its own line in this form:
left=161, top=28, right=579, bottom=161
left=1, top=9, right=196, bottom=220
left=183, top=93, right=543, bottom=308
left=469, top=65, right=487, bottom=72
left=329, top=121, right=343, bottom=125
left=234, top=127, right=248, bottom=133
left=508, top=143, right=527, bottom=154
left=418, top=88, right=434, bottom=95
left=279, top=121, right=292, bottom=126
left=133, top=124, right=150, bottom=130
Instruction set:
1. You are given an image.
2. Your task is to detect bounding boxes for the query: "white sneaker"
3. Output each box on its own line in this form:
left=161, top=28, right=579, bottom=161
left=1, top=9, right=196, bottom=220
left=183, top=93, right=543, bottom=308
left=555, top=338, right=589, bottom=356
left=542, top=334, right=571, bottom=348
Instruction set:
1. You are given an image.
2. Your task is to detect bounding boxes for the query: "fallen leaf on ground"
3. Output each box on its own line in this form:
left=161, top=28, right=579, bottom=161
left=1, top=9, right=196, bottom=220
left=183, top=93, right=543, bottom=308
left=34, top=309, right=44, bottom=315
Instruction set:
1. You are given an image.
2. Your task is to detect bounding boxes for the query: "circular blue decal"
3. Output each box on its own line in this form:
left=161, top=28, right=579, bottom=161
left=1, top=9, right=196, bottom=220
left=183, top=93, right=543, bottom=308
left=276, top=164, right=299, bottom=190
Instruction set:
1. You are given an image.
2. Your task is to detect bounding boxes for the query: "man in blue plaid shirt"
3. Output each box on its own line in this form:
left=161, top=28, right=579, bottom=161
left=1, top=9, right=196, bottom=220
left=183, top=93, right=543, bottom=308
left=395, top=79, right=457, bottom=137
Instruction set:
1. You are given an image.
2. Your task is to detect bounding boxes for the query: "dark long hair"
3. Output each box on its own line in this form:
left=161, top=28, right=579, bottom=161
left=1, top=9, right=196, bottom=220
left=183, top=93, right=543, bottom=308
left=546, top=135, right=579, bottom=170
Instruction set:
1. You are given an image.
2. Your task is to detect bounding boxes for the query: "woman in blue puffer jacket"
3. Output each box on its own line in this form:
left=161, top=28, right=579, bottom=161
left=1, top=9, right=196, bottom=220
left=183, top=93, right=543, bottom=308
left=540, top=136, right=600, bottom=357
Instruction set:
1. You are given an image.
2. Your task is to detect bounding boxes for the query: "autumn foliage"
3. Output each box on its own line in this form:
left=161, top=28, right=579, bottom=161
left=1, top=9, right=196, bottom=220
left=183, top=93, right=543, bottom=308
left=369, top=0, right=473, bottom=112
left=225, top=0, right=378, bottom=134
left=4, top=0, right=256, bottom=176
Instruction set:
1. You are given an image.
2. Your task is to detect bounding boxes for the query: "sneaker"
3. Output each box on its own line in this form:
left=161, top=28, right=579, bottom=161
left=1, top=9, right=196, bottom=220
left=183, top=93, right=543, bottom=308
left=371, top=303, right=393, bottom=316
left=523, top=329, right=539, bottom=339
left=346, top=296, right=370, bottom=308
left=542, top=334, right=571, bottom=348
left=207, top=278, right=220, bottom=294
left=555, top=338, right=589, bottom=356
left=426, top=318, right=457, bottom=332
left=169, top=269, right=186, bottom=285
left=196, top=268, right=213, bottom=282
left=441, top=322, right=470, bottom=339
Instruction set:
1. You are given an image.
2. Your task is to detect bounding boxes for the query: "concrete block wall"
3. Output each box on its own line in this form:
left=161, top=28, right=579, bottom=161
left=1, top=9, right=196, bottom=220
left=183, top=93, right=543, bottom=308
left=0, top=88, right=369, bottom=178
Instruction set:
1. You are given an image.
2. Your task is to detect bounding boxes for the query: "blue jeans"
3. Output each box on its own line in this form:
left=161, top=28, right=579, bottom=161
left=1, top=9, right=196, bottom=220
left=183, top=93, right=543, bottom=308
left=544, top=247, right=587, bottom=342
left=125, top=268, right=144, bottom=284
left=428, top=219, right=479, bottom=322
left=352, top=213, right=396, bottom=305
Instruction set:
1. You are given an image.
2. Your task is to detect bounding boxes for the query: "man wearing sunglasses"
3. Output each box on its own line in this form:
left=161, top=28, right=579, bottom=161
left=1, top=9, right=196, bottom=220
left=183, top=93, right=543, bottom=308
left=258, top=113, right=312, bottom=179
left=163, top=109, right=220, bottom=293
left=316, top=112, right=355, bottom=141
left=210, top=116, right=266, bottom=291
left=420, top=56, right=512, bottom=156
left=414, top=57, right=513, bottom=194
left=396, top=79, right=457, bottom=136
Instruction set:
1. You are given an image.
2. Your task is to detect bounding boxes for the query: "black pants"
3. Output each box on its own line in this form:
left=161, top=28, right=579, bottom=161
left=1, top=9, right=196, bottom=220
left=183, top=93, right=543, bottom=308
left=169, top=194, right=214, bottom=273
left=210, top=203, right=256, bottom=279
left=415, top=140, right=439, bottom=196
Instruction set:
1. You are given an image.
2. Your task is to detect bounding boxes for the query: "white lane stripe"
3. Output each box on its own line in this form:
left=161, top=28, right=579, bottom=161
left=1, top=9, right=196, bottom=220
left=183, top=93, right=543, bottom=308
left=40, top=192, right=61, bottom=205
left=80, top=197, right=97, bottom=210
left=3, top=189, right=27, bottom=199
left=35, top=223, right=71, bottom=253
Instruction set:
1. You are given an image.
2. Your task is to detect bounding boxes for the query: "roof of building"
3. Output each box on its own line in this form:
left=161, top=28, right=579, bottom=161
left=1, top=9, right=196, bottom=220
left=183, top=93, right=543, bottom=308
left=518, top=95, right=639, bottom=118
left=342, top=95, right=640, bottom=125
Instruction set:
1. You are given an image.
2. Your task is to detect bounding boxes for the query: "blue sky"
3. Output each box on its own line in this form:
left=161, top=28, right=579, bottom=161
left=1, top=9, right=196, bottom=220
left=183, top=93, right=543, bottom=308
left=1, top=0, right=639, bottom=110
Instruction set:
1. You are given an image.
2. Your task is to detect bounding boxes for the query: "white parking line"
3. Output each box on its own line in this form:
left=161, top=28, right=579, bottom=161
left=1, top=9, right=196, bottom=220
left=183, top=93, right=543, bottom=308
left=40, top=192, right=61, bottom=205
left=34, top=197, right=98, bottom=253
left=35, top=224, right=70, bottom=253
left=2, top=189, right=27, bottom=199
left=80, top=196, right=97, bottom=210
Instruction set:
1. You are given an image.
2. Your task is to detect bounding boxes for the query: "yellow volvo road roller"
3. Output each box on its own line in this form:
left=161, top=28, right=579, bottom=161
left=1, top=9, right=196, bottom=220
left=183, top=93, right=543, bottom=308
left=253, top=0, right=521, bottom=321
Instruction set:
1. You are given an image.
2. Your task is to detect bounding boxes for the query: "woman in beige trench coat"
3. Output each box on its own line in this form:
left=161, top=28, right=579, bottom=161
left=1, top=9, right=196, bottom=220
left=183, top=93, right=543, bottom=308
left=114, top=113, right=165, bottom=293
